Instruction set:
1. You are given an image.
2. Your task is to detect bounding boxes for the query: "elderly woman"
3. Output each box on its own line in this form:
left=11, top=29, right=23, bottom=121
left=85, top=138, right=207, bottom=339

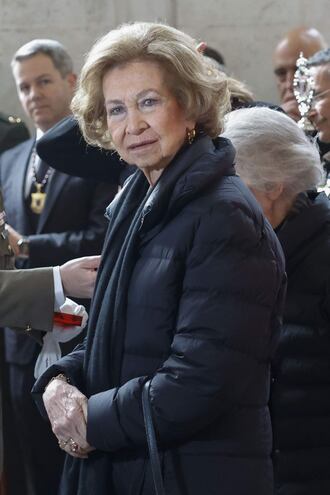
left=223, top=106, right=329, bottom=495
left=33, top=23, right=285, bottom=495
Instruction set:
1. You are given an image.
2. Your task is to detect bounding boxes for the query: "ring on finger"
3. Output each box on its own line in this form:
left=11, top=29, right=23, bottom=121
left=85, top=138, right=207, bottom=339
left=68, top=437, right=79, bottom=453
left=58, top=438, right=69, bottom=449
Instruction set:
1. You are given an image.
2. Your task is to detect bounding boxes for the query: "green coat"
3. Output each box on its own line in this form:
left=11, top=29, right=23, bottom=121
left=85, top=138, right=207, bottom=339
left=0, top=190, right=14, bottom=270
left=0, top=190, right=52, bottom=475
left=0, top=189, right=54, bottom=331
left=0, top=268, right=54, bottom=332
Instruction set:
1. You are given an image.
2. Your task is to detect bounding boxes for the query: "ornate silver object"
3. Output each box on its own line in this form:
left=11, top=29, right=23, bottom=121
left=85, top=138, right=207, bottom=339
left=293, top=52, right=315, bottom=131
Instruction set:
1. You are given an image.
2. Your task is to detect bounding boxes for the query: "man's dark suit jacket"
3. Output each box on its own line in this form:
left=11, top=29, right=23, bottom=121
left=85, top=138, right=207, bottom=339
left=0, top=137, right=116, bottom=365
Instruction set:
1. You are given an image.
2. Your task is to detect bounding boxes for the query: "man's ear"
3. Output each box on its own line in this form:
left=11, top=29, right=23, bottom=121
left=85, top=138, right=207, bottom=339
left=66, top=73, right=77, bottom=90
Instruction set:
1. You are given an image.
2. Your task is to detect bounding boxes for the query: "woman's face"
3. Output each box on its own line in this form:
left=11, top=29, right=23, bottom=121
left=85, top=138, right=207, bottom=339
left=103, top=59, right=195, bottom=183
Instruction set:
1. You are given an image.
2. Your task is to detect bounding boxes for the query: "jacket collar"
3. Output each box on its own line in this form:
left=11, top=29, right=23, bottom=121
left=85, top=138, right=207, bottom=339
left=104, top=135, right=236, bottom=246
left=139, top=135, right=236, bottom=233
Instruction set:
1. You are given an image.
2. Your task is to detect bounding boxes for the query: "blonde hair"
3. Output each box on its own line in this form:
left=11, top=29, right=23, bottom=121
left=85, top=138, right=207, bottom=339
left=72, top=22, right=230, bottom=148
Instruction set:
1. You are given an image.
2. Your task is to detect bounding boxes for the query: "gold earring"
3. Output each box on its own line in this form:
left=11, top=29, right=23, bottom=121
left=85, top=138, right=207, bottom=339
left=187, top=128, right=196, bottom=145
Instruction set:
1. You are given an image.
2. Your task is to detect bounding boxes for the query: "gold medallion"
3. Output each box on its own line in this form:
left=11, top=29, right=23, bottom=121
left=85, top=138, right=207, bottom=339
left=30, top=183, right=46, bottom=214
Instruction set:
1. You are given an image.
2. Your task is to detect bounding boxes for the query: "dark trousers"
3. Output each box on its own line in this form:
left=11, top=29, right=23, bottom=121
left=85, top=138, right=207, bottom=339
left=4, top=361, right=64, bottom=495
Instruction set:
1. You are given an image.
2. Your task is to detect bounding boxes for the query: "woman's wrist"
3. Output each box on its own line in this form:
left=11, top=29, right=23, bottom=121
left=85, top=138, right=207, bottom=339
left=44, top=373, right=69, bottom=392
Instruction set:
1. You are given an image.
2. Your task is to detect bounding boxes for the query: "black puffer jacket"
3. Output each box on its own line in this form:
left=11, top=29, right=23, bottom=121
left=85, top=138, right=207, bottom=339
left=271, top=191, right=330, bottom=495
left=33, top=136, right=285, bottom=495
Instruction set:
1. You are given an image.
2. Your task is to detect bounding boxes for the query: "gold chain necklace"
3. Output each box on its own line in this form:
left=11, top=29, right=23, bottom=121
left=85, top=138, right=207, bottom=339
left=30, top=148, right=52, bottom=214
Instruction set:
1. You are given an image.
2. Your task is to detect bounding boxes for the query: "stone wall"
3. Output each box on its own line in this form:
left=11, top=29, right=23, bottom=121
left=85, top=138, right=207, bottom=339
left=0, top=0, right=328, bottom=128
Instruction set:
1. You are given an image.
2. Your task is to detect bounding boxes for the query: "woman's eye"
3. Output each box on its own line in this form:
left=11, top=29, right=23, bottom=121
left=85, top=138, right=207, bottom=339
left=108, top=106, right=124, bottom=116
left=141, top=98, right=158, bottom=108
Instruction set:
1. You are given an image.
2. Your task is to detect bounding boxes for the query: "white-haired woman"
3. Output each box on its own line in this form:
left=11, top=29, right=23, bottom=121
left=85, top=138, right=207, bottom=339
left=32, top=24, right=285, bottom=495
left=223, top=106, right=330, bottom=495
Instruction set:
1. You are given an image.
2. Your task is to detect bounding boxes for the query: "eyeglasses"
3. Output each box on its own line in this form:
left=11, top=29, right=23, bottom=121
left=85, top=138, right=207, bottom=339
left=310, top=88, right=330, bottom=109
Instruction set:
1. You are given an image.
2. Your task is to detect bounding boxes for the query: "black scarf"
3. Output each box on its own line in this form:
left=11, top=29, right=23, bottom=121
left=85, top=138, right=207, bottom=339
left=84, top=168, right=150, bottom=394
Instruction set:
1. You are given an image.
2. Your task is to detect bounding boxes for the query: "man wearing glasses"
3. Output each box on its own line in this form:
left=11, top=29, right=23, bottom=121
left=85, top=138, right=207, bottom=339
left=273, top=27, right=327, bottom=121
left=309, top=49, right=330, bottom=182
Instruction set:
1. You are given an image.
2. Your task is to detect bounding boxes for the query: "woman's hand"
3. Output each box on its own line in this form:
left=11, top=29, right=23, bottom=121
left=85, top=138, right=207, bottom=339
left=43, top=378, right=95, bottom=458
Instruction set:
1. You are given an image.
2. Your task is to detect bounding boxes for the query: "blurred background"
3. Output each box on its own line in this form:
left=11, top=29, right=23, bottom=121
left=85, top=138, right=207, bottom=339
left=0, top=0, right=328, bottom=130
